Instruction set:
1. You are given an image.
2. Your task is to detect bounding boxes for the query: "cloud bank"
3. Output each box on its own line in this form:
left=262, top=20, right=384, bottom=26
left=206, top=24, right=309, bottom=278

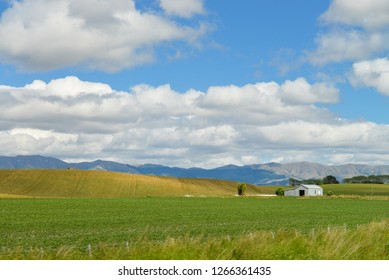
left=350, top=58, right=389, bottom=96
left=0, top=0, right=208, bottom=71
left=308, top=0, right=389, bottom=65
left=1, top=76, right=388, bottom=167
left=321, top=0, right=389, bottom=29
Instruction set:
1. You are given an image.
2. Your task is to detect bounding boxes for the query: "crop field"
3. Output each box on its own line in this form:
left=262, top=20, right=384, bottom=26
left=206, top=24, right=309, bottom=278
left=0, top=197, right=388, bottom=259
left=0, top=170, right=388, bottom=259
left=322, top=184, right=389, bottom=196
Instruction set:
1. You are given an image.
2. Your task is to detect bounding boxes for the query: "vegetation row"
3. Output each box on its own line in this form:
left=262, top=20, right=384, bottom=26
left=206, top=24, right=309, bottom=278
left=290, top=174, right=389, bottom=186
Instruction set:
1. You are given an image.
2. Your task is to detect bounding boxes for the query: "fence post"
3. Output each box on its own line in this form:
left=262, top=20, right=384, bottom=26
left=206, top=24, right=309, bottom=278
left=88, top=244, right=92, bottom=259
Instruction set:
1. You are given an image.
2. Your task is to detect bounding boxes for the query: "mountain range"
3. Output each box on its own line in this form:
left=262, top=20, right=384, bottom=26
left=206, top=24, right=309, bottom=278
left=1, top=155, right=389, bottom=185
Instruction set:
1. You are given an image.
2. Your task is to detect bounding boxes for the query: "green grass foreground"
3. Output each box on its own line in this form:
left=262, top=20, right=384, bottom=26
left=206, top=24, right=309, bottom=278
left=1, top=197, right=388, bottom=260
left=3, top=220, right=387, bottom=260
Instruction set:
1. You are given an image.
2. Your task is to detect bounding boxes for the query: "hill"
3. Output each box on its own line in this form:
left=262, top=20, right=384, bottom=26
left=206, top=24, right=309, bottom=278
left=0, top=169, right=274, bottom=198
left=256, top=162, right=389, bottom=182
left=1, top=155, right=389, bottom=185
left=0, top=156, right=286, bottom=185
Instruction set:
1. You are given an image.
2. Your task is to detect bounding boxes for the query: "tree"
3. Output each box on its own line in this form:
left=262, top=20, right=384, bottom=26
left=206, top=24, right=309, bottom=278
left=237, top=183, right=247, bottom=196
left=322, top=175, right=339, bottom=184
left=289, top=178, right=302, bottom=186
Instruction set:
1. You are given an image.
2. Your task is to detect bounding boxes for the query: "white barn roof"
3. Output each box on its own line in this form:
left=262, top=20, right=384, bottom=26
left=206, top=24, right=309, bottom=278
left=300, top=184, right=322, bottom=189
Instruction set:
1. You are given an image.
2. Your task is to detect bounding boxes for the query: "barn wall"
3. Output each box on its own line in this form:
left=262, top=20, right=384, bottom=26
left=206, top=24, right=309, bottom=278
left=284, top=185, right=323, bottom=196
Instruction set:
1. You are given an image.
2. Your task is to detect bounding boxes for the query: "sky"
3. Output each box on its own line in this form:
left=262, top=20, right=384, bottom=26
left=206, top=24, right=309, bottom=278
left=0, top=0, right=389, bottom=168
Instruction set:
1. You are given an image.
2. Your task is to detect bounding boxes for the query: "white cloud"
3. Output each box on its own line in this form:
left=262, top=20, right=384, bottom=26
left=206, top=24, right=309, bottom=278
left=308, top=0, right=389, bottom=65
left=198, top=80, right=337, bottom=126
left=321, top=0, right=389, bottom=29
left=308, top=29, right=386, bottom=65
left=26, top=76, right=113, bottom=98
left=159, top=0, right=205, bottom=18
left=279, top=78, right=339, bottom=104
left=326, top=153, right=355, bottom=164
left=1, top=76, right=389, bottom=166
left=257, top=121, right=389, bottom=148
left=350, top=57, right=389, bottom=96
left=0, top=0, right=208, bottom=71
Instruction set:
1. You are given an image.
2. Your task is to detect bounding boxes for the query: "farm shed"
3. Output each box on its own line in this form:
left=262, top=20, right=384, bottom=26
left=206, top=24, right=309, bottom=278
left=284, top=184, right=323, bottom=197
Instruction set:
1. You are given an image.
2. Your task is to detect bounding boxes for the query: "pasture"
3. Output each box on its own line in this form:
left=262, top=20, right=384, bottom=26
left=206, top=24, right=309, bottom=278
left=322, top=183, right=389, bottom=196
left=0, top=169, right=388, bottom=259
left=0, top=196, right=388, bottom=259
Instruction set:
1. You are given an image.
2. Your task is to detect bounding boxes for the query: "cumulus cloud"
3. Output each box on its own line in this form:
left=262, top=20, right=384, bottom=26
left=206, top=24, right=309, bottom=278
left=0, top=0, right=208, bottom=71
left=279, top=78, right=339, bottom=104
left=1, top=76, right=389, bottom=166
left=308, top=0, right=389, bottom=65
left=159, top=0, right=205, bottom=18
left=309, top=30, right=386, bottom=65
left=258, top=121, right=389, bottom=148
left=321, top=0, right=389, bottom=29
left=350, top=57, right=389, bottom=96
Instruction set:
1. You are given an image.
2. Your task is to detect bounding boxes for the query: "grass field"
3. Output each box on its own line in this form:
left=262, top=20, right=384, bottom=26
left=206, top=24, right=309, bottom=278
left=0, top=169, right=275, bottom=197
left=322, top=184, right=389, bottom=196
left=1, top=170, right=388, bottom=259
left=0, top=197, right=388, bottom=259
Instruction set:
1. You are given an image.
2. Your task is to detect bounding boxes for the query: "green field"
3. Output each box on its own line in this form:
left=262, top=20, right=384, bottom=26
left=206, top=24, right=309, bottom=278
left=1, top=170, right=388, bottom=259
left=322, top=184, right=389, bottom=196
left=0, top=197, right=388, bottom=259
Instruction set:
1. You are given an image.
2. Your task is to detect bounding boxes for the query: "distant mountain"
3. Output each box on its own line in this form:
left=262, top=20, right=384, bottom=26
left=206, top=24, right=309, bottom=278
left=1, top=155, right=389, bottom=185
left=0, top=155, right=69, bottom=169
left=135, top=163, right=287, bottom=185
left=255, top=162, right=389, bottom=181
left=73, top=159, right=141, bottom=174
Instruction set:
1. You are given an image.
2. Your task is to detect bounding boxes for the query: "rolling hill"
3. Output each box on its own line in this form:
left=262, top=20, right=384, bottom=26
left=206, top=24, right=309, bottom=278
left=0, top=169, right=275, bottom=198
left=1, top=155, right=389, bottom=185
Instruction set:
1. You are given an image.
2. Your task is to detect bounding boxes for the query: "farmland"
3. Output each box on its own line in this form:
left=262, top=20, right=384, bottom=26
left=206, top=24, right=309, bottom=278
left=0, top=196, right=388, bottom=259
left=322, top=183, right=389, bottom=196
left=0, top=169, right=388, bottom=259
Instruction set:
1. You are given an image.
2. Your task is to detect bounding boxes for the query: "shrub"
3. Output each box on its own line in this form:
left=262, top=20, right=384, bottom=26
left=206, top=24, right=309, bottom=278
left=275, top=188, right=284, bottom=196
left=237, top=183, right=247, bottom=196
left=326, top=190, right=334, bottom=196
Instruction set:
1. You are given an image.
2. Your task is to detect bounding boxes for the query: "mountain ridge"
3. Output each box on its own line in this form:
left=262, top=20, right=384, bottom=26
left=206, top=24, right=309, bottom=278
left=1, top=155, right=389, bottom=185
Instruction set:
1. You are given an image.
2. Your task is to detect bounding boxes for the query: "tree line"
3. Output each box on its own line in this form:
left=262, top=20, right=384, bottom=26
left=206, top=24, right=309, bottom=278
left=343, top=175, right=389, bottom=184
left=289, top=174, right=389, bottom=185
left=289, top=175, right=339, bottom=186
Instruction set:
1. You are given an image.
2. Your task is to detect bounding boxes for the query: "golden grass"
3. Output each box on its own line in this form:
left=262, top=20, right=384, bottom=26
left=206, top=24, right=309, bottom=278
left=0, top=193, right=31, bottom=198
left=0, top=169, right=274, bottom=198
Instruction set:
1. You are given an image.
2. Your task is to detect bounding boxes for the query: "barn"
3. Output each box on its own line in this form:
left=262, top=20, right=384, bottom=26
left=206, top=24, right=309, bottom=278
left=284, top=184, right=323, bottom=197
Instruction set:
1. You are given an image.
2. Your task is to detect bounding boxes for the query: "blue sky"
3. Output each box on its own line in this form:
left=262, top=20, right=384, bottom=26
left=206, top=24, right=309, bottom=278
left=0, top=0, right=388, bottom=167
